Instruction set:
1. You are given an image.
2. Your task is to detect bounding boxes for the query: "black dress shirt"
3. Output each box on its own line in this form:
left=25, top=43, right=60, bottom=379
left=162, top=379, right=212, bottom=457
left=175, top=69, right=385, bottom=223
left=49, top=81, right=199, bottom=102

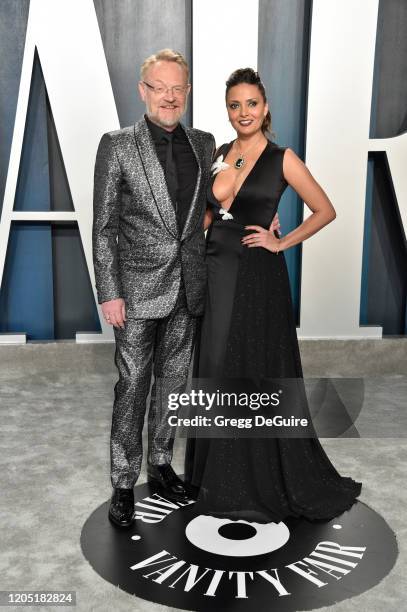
left=145, top=115, right=198, bottom=232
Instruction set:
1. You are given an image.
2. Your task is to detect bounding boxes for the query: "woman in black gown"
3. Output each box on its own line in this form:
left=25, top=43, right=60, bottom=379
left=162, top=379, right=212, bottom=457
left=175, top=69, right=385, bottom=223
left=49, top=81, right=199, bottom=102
left=184, top=68, right=361, bottom=524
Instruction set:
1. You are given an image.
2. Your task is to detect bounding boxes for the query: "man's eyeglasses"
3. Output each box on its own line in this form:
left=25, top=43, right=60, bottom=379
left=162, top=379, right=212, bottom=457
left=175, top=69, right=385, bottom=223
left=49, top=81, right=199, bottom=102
left=142, top=81, right=189, bottom=96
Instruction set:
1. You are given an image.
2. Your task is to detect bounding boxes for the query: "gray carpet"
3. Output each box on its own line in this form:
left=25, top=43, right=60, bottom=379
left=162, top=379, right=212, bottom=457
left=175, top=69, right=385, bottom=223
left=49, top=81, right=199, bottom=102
left=0, top=340, right=405, bottom=612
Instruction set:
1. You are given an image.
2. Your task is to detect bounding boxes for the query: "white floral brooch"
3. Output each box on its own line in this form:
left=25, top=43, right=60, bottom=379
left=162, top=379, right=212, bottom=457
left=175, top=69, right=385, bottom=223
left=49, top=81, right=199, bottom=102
left=210, top=155, right=234, bottom=220
left=211, top=155, right=230, bottom=175
left=219, top=208, right=234, bottom=220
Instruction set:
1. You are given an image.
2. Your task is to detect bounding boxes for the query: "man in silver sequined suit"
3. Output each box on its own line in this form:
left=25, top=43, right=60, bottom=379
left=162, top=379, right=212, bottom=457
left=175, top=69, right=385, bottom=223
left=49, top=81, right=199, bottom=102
left=92, top=49, right=215, bottom=527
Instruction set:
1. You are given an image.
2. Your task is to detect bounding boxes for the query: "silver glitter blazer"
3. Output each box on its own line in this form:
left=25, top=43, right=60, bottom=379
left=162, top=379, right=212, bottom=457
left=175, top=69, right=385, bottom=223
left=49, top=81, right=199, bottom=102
left=92, top=117, right=215, bottom=318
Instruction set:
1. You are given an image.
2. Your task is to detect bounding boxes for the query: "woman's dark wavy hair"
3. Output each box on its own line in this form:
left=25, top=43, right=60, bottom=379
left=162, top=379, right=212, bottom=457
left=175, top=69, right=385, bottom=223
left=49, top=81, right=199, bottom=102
left=225, top=68, right=272, bottom=136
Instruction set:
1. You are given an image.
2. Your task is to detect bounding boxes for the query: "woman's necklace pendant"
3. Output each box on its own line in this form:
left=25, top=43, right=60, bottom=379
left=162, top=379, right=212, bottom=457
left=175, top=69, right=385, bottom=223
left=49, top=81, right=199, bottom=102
left=234, top=156, right=245, bottom=170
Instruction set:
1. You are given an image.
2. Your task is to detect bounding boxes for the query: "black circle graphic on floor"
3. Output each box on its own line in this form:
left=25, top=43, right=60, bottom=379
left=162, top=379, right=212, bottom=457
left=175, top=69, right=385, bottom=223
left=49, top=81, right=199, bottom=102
left=81, top=483, right=398, bottom=612
left=218, top=522, right=257, bottom=540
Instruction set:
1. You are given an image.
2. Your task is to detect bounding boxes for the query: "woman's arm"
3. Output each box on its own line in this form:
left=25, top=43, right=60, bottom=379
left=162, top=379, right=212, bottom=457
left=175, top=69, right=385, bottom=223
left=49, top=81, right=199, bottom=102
left=242, top=148, right=336, bottom=253
left=279, top=148, right=336, bottom=249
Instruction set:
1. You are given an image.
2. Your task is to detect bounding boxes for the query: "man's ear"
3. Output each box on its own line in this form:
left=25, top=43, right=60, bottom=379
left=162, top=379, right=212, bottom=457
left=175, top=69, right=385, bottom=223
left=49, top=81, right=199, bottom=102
left=138, top=81, right=146, bottom=102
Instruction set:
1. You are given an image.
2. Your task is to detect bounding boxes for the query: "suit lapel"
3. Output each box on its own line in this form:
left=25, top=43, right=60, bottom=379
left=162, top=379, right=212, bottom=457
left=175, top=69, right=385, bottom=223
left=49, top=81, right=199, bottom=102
left=180, top=125, right=204, bottom=241
left=133, top=118, right=179, bottom=239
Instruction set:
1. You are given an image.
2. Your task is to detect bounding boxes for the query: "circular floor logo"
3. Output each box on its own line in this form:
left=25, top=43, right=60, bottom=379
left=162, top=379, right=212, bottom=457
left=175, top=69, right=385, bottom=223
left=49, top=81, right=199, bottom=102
left=81, top=482, right=398, bottom=611
left=186, top=515, right=290, bottom=556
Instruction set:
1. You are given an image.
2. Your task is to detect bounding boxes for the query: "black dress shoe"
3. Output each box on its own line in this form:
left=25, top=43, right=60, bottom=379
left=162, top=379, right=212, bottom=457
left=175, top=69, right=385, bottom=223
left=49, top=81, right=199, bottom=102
left=147, top=464, right=189, bottom=500
left=108, top=488, right=134, bottom=527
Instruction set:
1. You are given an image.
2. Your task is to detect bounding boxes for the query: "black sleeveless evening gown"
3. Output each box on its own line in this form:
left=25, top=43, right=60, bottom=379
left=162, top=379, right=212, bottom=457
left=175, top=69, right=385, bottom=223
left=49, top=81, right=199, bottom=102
left=184, top=140, right=362, bottom=523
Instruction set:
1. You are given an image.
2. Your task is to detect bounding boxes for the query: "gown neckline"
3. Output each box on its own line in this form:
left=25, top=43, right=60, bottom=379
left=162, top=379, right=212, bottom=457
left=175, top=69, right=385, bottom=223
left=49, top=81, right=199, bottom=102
left=212, top=139, right=270, bottom=213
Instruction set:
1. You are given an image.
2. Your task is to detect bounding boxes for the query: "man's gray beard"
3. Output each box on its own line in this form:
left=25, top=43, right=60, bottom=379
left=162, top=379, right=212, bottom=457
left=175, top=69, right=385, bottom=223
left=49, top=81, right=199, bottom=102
left=156, top=115, right=182, bottom=127
left=145, top=99, right=188, bottom=128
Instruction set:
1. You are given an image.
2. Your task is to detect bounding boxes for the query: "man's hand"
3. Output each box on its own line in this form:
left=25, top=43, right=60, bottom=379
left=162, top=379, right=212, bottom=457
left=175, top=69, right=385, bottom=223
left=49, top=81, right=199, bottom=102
left=101, top=298, right=126, bottom=328
left=269, top=212, right=281, bottom=235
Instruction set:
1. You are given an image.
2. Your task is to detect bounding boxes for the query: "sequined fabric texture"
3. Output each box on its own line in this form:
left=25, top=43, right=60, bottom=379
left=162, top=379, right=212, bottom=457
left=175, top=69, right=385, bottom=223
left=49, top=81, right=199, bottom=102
left=111, top=286, right=197, bottom=488
left=92, top=117, right=215, bottom=487
left=92, top=117, right=215, bottom=318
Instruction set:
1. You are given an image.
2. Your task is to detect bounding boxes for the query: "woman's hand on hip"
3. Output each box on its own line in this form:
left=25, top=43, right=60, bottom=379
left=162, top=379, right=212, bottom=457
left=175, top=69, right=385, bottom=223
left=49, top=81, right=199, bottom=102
left=242, top=225, right=283, bottom=253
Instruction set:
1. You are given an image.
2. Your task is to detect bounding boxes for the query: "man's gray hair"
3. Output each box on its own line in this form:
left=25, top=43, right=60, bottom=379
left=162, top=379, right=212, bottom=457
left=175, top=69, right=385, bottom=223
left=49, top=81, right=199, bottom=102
left=140, top=48, right=189, bottom=80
